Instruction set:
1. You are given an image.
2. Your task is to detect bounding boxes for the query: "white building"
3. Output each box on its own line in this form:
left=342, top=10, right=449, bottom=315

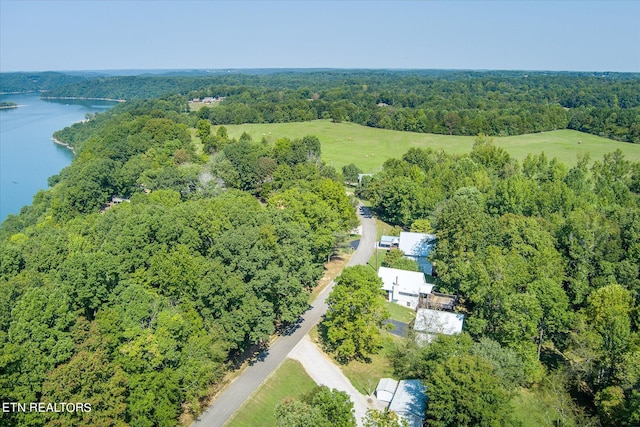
left=379, top=235, right=399, bottom=249
left=375, top=378, right=427, bottom=427
left=378, top=267, right=434, bottom=309
left=375, top=378, right=398, bottom=404
left=413, top=308, right=464, bottom=344
left=398, top=232, right=436, bottom=275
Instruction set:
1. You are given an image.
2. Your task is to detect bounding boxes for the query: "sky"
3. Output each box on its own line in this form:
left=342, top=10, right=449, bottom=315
left=1, top=0, right=639, bottom=73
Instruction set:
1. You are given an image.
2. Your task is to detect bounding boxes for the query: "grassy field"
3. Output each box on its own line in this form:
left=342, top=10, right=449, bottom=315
left=223, top=120, right=640, bottom=172
left=226, top=359, right=317, bottom=427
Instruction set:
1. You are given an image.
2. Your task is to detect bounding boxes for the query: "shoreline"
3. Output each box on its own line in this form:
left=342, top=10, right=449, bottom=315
left=52, top=137, right=76, bottom=154
left=41, top=96, right=126, bottom=103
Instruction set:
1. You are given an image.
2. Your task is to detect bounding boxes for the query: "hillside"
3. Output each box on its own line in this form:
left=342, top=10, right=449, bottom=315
left=224, top=120, right=640, bottom=172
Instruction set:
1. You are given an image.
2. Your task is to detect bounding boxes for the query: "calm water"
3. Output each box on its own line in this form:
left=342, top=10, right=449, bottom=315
left=0, top=93, right=116, bottom=221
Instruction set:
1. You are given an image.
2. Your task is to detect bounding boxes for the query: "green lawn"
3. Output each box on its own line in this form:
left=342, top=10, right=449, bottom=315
left=367, top=249, right=386, bottom=272
left=226, top=359, right=317, bottom=427
left=310, top=326, right=399, bottom=396
left=339, top=332, right=400, bottom=395
left=384, top=301, right=416, bottom=323
left=375, top=218, right=397, bottom=241
left=223, top=120, right=640, bottom=172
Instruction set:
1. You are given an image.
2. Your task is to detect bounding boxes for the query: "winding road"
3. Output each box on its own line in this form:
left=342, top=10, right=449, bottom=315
left=193, top=205, right=377, bottom=426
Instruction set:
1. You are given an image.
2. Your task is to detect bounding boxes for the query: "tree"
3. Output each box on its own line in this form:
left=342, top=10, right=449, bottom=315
left=381, top=249, right=419, bottom=272
left=410, top=218, right=434, bottom=233
left=275, top=387, right=356, bottom=427
left=528, top=279, right=571, bottom=358
left=363, top=409, right=409, bottom=427
left=585, top=284, right=634, bottom=387
left=424, top=354, right=512, bottom=427
left=276, top=399, right=328, bottom=427
left=195, top=119, right=211, bottom=139
left=444, top=111, right=460, bottom=135
left=322, top=266, right=389, bottom=362
left=342, top=163, right=362, bottom=184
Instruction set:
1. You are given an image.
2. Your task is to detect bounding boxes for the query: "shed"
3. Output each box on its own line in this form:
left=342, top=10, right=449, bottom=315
left=379, top=235, right=399, bottom=249
left=375, top=378, right=398, bottom=403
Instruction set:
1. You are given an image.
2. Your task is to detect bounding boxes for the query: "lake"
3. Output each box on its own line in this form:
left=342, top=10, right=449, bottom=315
left=0, top=93, right=117, bottom=221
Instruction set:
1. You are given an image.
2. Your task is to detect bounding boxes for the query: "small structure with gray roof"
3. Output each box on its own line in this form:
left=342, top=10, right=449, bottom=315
left=379, top=235, right=399, bottom=249
left=375, top=378, right=398, bottom=404
left=414, top=308, right=464, bottom=344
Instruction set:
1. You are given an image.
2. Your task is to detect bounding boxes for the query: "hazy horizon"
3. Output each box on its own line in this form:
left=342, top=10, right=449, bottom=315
left=1, top=1, right=638, bottom=73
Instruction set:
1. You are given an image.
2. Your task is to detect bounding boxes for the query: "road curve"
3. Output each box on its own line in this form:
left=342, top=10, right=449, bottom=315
left=193, top=205, right=377, bottom=427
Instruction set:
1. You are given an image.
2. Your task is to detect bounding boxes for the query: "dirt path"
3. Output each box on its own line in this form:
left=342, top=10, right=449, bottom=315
left=288, top=335, right=372, bottom=426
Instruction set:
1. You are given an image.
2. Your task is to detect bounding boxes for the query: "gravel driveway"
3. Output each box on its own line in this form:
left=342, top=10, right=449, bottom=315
left=288, top=335, right=373, bottom=426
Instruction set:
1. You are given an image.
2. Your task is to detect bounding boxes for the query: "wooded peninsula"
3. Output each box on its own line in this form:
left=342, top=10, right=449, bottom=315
left=0, top=70, right=638, bottom=427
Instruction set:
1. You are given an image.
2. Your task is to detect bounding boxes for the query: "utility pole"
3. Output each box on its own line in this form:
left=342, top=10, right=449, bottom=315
left=375, top=242, right=378, bottom=271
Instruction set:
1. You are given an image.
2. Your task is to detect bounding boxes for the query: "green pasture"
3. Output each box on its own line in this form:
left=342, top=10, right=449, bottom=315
left=226, top=359, right=317, bottom=427
left=223, top=120, right=640, bottom=172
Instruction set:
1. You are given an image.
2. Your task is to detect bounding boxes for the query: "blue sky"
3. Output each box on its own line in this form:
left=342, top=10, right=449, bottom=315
left=1, top=0, right=638, bottom=72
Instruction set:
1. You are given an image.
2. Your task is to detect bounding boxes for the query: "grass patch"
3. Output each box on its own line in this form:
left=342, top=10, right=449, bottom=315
left=338, top=332, right=400, bottom=395
left=189, top=100, right=222, bottom=112
left=509, top=387, right=562, bottom=427
left=384, top=301, right=416, bottom=323
left=224, top=120, right=640, bottom=172
left=376, top=218, right=397, bottom=240
left=309, top=254, right=351, bottom=303
left=367, top=249, right=386, bottom=272
left=226, top=359, right=317, bottom=427
left=310, top=326, right=399, bottom=395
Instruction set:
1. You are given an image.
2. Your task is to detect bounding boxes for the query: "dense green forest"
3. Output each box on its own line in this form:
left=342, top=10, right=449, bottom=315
left=357, top=139, right=640, bottom=426
left=0, top=97, right=357, bottom=426
left=1, top=71, right=639, bottom=426
left=0, top=72, right=87, bottom=93
left=3, top=70, right=639, bottom=143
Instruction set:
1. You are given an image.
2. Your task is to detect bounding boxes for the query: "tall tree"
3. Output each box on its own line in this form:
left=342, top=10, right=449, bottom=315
left=322, top=266, right=389, bottom=362
left=424, top=354, right=512, bottom=427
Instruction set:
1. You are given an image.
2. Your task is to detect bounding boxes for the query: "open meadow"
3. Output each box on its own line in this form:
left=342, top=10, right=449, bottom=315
left=224, top=120, right=640, bottom=172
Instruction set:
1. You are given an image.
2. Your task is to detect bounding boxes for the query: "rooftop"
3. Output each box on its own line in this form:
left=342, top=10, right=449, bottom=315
left=375, top=378, right=398, bottom=403
left=414, top=308, right=464, bottom=336
left=388, top=379, right=427, bottom=427
left=398, top=232, right=436, bottom=258
left=378, top=267, right=433, bottom=296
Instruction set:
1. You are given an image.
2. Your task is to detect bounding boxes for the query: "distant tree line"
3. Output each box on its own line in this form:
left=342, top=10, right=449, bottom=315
left=32, top=70, right=640, bottom=143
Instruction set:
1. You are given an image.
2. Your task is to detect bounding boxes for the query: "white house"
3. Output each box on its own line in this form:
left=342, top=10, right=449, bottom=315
left=378, top=267, right=434, bottom=309
left=413, top=308, right=464, bottom=344
left=398, top=232, right=436, bottom=275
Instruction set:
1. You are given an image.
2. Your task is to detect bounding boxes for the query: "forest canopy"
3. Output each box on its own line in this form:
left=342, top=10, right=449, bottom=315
left=3, top=69, right=639, bottom=143
left=1, top=70, right=639, bottom=426
left=0, top=95, right=356, bottom=426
